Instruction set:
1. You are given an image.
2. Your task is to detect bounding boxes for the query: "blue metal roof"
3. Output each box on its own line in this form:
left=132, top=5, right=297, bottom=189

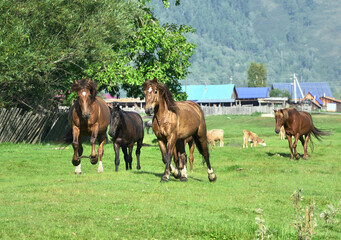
left=272, top=82, right=333, bottom=99
left=235, top=87, right=269, bottom=99
left=182, top=84, right=235, bottom=102
left=309, top=92, right=323, bottom=105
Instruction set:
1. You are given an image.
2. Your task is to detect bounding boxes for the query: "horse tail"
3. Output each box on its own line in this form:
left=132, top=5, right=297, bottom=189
left=192, top=135, right=208, bottom=165
left=311, top=126, right=331, bottom=142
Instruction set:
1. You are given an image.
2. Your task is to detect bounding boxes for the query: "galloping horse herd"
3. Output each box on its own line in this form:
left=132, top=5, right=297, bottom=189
left=68, top=78, right=330, bottom=182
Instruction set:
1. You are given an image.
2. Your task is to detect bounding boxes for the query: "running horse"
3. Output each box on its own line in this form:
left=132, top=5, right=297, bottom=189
left=108, top=105, right=144, bottom=172
left=274, top=108, right=329, bottom=160
left=142, top=77, right=217, bottom=182
left=69, top=79, right=110, bottom=174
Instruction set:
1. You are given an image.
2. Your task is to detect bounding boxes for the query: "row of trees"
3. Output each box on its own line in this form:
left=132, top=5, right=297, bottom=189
left=0, top=0, right=191, bottom=111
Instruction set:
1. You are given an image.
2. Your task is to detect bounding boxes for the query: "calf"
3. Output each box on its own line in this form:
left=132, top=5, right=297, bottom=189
left=243, top=130, right=266, bottom=148
left=279, top=125, right=285, bottom=140
left=207, top=129, right=224, bottom=147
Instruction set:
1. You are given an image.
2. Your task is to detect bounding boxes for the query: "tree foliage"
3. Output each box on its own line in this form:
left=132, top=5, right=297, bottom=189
left=247, top=62, right=267, bottom=87
left=0, top=0, right=194, bottom=110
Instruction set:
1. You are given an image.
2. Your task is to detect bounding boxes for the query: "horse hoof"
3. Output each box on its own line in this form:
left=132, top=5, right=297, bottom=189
left=74, top=171, right=82, bottom=175
left=160, top=176, right=169, bottom=183
left=72, top=159, right=80, bottom=166
left=295, top=154, right=300, bottom=160
left=137, top=166, right=141, bottom=170
left=208, top=173, right=217, bottom=182
left=90, top=156, right=98, bottom=165
left=180, top=177, right=188, bottom=182
left=173, top=171, right=182, bottom=179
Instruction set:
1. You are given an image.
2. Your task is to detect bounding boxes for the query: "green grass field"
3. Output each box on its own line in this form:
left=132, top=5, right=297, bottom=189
left=1, top=114, right=340, bottom=239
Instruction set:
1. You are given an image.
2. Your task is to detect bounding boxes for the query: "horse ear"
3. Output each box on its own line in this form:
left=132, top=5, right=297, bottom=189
left=152, top=77, right=158, bottom=83
left=274, top=109, right=277, bottom=113
left=89, top=80, right=98, bottom=98
left=108, top=104, right=113, bottom=112
left=282, top=109, right=289, bottom=120
left=71, top=80, right=78, bottom=92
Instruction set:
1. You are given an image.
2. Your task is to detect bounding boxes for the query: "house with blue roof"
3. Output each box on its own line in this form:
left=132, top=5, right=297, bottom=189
left=182, top=84, right=236, bottom=105
left=235, top=87, right=270, bottom=106
left=272, top=82, right=333, bottom=101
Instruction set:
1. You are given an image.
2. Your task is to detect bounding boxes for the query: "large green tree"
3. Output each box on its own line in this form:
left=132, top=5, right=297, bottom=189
left=0, top=0, right=194, bottom=110
left=247, top=62, right=267, bottom=87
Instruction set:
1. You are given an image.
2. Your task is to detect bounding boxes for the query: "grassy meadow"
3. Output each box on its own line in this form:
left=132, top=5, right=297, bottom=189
left=0, top=114, right=340, bottom=239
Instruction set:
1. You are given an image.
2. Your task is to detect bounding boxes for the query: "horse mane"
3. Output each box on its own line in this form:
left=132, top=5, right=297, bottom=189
left=71, top=79, right=98, bottom=103
left=143, top=78, right=178, bottom=113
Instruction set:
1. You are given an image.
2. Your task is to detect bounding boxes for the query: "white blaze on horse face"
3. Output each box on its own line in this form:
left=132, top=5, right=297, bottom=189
left=148, top=87, right=152, bottom=93
left=82, top=91, right=87, bottom=96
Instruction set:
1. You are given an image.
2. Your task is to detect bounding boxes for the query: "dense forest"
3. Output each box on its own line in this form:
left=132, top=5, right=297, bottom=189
left=150, top=0, right=341, bottom=98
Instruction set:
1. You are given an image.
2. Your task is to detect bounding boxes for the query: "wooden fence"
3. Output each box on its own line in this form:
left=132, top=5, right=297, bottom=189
left=0, top=108, right=69, bottom=144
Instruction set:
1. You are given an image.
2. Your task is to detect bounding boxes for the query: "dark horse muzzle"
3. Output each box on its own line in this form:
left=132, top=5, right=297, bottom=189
left=145, top=107, right=154, bottom=116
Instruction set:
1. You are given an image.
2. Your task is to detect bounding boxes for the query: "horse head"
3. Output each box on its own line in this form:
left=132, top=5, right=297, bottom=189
left=71, top=79, right=97, bottom=119
left=108, top=105, right=122, bottom=138
left=274, top=109, right=288, bottom=134
left=142, top=77, right=177, bottom=116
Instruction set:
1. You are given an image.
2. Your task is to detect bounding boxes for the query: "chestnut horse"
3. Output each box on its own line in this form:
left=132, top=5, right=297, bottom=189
left=274, top=108, right=329, bottom=160
left=108, top=105, right=144, bottom=172
left=69, top=79, right=110, bottom=174
left=143, top=77, right=217, bottom=182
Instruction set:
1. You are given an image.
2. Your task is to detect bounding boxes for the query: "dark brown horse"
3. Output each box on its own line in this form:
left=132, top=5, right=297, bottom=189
left=143, top=77, right=217, bottom=182
left=108, top=105, right=144, bottom=172
left=69, top=79, right=110, bottom=174
left=274, top=108, right=329, bottom=160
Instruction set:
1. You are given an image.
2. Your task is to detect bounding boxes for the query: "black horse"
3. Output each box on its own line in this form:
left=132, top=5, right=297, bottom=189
left=144, top=120, right=152, bottom=134
left=108, top=105, right=144, bottom=171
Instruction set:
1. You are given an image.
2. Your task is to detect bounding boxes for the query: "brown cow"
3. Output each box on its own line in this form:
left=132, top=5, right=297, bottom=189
left=207, top=129, right=224, bottom=147
left=243, top=130, right=266, bottom=148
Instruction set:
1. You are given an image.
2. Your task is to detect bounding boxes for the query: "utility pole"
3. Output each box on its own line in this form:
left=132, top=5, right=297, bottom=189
left=293, top=73, right=304, bottom=103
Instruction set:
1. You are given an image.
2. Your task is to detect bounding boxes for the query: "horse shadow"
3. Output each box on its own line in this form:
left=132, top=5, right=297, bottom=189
left=266, top=152, right=292, bottom=159
left=133, top=170, right=203, bottom=182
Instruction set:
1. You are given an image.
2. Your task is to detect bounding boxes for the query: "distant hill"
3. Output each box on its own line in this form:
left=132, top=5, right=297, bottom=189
left=150, top=0, right=341, bottom=98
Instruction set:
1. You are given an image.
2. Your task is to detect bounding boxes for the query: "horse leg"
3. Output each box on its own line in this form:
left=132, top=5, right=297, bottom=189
left=128, top=145, right=134, bottom=170
left=193, top=133, right=217, bottom=182
left=72, top=126, right=82, bottom=174
left=293, top=134, right=300, bottom=160
left=97, top=133, right=106, bottom=173
left=90, top=123, right=99, bottom=165
left=114, top=142, right=120, bottom=172
left=286, top=134, right=295, bottom=159
left=302, top=134, right=310, bottom=160
left=188, top=139, right=195, bottom=173
left=122, top=146, right=129, bottom=170
left=220, top=137, right=224, bottom=147
left=158, top=138, right=175, bottom=182
left=76, top=138, right=83, bottom=174
left=136, top=139, right=142, bottom=170
left=175, top=140, right=187, bottom=181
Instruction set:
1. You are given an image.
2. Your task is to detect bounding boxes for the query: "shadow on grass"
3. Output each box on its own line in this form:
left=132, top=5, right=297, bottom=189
left=266, top=152, right=292, bottom=159
left=133, top=170, right=203, bottom=182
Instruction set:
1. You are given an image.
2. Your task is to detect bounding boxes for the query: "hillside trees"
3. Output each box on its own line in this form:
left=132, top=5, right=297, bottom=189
left=0, top=0, right=194, bottom=110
